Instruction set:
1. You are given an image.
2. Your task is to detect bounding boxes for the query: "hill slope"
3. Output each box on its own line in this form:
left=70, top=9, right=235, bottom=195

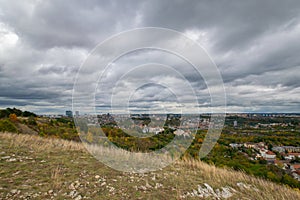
left=0, top=132, right=299, bottom=199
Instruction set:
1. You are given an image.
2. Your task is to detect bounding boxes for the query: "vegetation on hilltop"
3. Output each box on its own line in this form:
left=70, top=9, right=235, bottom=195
left=0, top=107, right=36, bottom=118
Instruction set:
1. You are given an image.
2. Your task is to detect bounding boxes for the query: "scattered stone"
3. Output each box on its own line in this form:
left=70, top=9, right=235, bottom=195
left=181, top=183, right=235, bottom=199
left=107, top=186, right=115, bottom=192
left=69, top=181, right=80, bottom=190
left=151, top=175, right=156, bottom=181
left=10, top=189, right=18, bottom=194
left=32, top=193, right=39, bottom=198
left=12, top=171, right=20, bottom=175
left=145, top=181, right=152, bottom=188
left=95, top=175, right=100, bottom=179
left=139, top=186, right=147, bottom=191
left=154, top=183, right=163, bottom=189
left=74, top=195, right=82, bottom=200
left=69, top=190, right=78, bottom=198
left=7, top=158, right=17, bottom=162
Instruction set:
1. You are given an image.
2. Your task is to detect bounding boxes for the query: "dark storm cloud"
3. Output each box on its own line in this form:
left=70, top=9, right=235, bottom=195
left=141, top=0, right=300, bottom=50
left=0, top=0, right=299, bottom=113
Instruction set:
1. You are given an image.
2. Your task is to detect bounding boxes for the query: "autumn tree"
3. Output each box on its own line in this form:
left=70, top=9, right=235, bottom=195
left=9, top=113, right=18, bottom=121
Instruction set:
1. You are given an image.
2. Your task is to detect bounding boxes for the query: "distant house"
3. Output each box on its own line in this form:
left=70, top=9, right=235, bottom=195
left=265, top=151, right=276, bottom=160
left=259, top=149, right=268, bottom=158
left=283, top=146, right=300, bottom=153
left=272, top=146, right=300, bottom=154
left=257, top=142, right=267, bottom=149
left=229, top=143, right=243, bottom=148
left=283, top=153, right=300, bottom=160
left=260, top=150, right=276, bottom=160
left=292, top=170, right=300, bottom=181
left=289, top=164, right=300, bottom=172
left=288, top=152, right=300, bottom=158
left=272, top=146, right=285, bottom=153
left=174, top=129, right=190, bottom=137
left=244, top=142, right=256, bottom=148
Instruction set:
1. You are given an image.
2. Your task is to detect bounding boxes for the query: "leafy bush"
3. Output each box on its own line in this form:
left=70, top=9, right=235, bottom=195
left=27, top=116, right=37, bottom=126
left=0, top=119, right=18, bottom=133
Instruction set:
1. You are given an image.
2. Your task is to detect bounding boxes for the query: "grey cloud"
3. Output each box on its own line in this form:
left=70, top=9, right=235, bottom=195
left=0, top=0, right=299, bottom=113
left=38, top=65, right=78, bottom=75
left=0, top=0, right=142, bottom=49
left=141, top=0, right=300, bottom=51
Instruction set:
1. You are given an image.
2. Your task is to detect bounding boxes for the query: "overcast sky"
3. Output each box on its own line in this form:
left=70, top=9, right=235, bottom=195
left=0, top=0, right=299, bottom=114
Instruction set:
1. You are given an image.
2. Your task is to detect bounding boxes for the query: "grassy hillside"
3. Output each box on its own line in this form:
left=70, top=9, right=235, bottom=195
left=0, top=132, right=299, bottom=199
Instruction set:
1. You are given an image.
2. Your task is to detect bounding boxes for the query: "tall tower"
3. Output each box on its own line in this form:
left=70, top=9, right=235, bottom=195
left=233, top=120, right=237, bottom=127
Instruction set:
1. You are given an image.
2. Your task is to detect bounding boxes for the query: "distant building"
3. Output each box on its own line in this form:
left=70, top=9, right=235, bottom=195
left=244, top=142, right=256, bottom=148
left=265, top=151, right=276, bottom=160
left=272, top=146, right=300, bottom=153
left=283, top=153, right=300, bottom=160
left=75, top=111, right=79, bottom=116
left=229, top=143, right=243, bottom=148
left=284, top=146, right=300, bottom=153
left=292, top=171, right=300, bottom=181
left=289, top=164, right=300, bottom=172
left=142, top=125, right=149, bottom=133
left=272, top=146, right=285, bottom=153
left=66, top=110, right=73, bottom=117
left=233, top=120, right=238, bottom=127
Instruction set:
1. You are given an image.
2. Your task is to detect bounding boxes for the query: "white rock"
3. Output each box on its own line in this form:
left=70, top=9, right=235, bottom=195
left=154, top=183, right=163, bottom=189
left=220, top=187, right=233, bottom=198
left=69, top=190, right=77, bottom=198
left=100, top=182, right=106, bottom=186
left=145, top=181, right=152, bottom=188
left=74, top=195, right=82, bottom=200
left=10, top=189, right=18, bottom=194
left=151, top=175, right=156, bottom=181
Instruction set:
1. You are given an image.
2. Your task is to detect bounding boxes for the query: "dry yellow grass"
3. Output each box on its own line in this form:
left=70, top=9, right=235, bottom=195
left=51, top=165, right=64, bottom=190
left=177, top=158, right=300, bottom=199
left=1, top=131, right=84, bottom=151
